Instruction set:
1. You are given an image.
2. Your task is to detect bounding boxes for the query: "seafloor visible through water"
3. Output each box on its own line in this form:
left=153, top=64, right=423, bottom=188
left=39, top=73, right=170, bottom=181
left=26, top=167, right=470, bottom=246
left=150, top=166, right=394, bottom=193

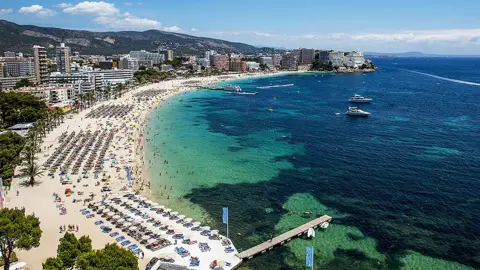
left=144, top=58, right=480, bottom=269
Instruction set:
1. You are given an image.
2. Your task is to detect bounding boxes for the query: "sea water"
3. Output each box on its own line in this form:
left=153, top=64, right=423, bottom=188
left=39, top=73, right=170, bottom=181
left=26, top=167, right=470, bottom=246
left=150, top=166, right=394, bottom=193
left=145, top=58, right=480, bottom=269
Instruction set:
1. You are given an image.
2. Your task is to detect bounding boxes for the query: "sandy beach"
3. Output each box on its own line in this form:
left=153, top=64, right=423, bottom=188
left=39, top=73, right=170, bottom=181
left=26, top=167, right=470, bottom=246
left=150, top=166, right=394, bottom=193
left=4, top=71, right=290, bottom=269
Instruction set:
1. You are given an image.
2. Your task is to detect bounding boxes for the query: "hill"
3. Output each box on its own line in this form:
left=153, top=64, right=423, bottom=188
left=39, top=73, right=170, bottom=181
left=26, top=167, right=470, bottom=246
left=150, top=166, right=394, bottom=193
left=0, top=20, right=279, bottom=56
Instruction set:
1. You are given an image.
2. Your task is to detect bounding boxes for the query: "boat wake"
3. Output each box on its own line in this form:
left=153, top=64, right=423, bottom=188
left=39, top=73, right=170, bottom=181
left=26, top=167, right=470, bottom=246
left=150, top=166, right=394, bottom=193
left=257, top=83, right=294, bottom=89
left=403, top=69, right=480, bottom=86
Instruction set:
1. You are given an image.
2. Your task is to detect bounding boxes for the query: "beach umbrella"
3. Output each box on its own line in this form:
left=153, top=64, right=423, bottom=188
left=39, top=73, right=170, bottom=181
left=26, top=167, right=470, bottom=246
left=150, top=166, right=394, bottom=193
left=192, top=222, right=201, bottom=226
left=184, top=218, right=193, bottom=223
left=121, top=209, right=131, bottom=215
left=102, top=210, right=111, bottom=215
left=211, top=230, right=219, bottom=235
left=170, top=211, right=179, bottom=216
left=158, top=205, right=165, bottom=209
left=202, top=226, right=211, bottom=231
left=217, top=261, right=227, bottom=267
left=164, top=208, right=172, bottom=213
left=129, top=226, right=138, bottom=232
left=177, top=215, right=185, bottom=220
left=122, top=222, right=132, bottom=227
left=147, top=239, right=157, bottom=244
left=151, top=202, right=160, bottom=207
left=141, top=235, right=151, bottom=240
left=107, top=212, right=115, bottom=217
left=167, top=225, right=175, bottom=231
left=183, top=233, right=193, bottom=240
left=112, top=215, right=122, bottom=220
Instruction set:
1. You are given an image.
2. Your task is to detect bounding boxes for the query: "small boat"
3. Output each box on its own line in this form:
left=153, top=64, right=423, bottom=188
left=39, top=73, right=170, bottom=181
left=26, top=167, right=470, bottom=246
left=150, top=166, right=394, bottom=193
left=302, top=212, right=313, bottom=217
left=268, top=108, right=274, bottom=112
left=227, top=91, right=257, bottom=95
left=307, top=228, right=315, bottom=238
left=349, top=94, right=372, bottom=103
left=224, top=84, right=242, bottom=91
left=320, top=222, right=329, bottom=229
left=345, top=107, right=371, bottom=117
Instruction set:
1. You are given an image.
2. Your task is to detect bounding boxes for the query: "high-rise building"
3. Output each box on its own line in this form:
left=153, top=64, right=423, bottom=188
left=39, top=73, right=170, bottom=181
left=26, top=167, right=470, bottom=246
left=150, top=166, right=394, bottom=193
left=272, top=54, right=282, bottom=67
left=5, top=59, right=35, bottom=77
left=259, top=57, right=273, bottom=67
left=119, top=57, right=139, bottom=70
left=0, top=63, right=5, bottom=77
left=300, top=48, right=315, bottom=64
left=281, top=53, right=297, bottom=70
left=33, top=45, right=49, bottom=84
left=130, top=50, right=165, bottom=64
left=210, top=54, right=229, bottom=71
left=4, top=51, right=16, bottom=58
left=229, top=57, right=242, bottom=72
left=56, top=43, right=71, bottom=73
left=158, top=49, right=174, bottom=61
left=204, top=50, right=216, bottom=60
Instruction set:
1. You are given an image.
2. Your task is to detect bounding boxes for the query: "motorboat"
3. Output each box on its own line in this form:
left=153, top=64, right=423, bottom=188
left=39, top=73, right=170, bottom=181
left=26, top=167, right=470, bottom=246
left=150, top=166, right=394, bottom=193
left=349, top=94, right=372, bottom=103
left=307, top=228, right=316, bottom=238
left=227, top=91, right=257, bottom=95
left=320, top=222, right=329, bottom=229
left=345, top=107, right=371, bottom=117
left=224, top=84, right=242, bottom=92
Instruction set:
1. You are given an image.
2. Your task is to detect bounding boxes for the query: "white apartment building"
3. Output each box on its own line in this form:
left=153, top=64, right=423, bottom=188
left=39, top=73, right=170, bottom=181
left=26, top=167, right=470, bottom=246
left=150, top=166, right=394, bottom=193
left=129, top=50, right=165, bottom=64
left=87, top=69, right=133, bottom=85
left=246, top=61, right=260, bottom=70
left=259, top=57, right=273, bottom=67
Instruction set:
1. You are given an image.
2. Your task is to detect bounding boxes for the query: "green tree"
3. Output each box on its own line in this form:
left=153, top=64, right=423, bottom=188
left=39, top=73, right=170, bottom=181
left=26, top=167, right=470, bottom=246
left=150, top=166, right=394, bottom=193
left=76, top=243, right=139, bottom=270
left=57, top=233, right=92, bottom=269
left=0, top=208, right=42, bottom=270
left=14, top=78, right=34, bottom=89
left=0, top=132, right=25, bottom=187
left=45, top=236, right=137, bottom=270
left=42, top=258, right=64, bottom=270
left=0, top=92, right=48, bottom=128
left=18, top=161, right=44, bottom=187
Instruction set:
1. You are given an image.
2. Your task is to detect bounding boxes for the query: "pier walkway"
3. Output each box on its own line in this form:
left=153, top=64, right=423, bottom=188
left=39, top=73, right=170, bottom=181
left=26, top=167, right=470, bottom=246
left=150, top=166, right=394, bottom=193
left=236, top=215, right=332, bottom=260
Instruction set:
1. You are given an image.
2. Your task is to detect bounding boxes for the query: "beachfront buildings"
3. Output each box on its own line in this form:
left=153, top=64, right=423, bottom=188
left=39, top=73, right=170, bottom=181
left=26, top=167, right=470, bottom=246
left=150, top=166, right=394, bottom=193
left=259, top=56, right=274, bottom=67
left=56, top=43, right=71, bottom=73
left=158, top=49, right=174, bottom=61
left=319, top=50, right=366, bottom=68
left=272, top=54, right=282, bottom=67
left=4, top=51, right=16, bottom=58
left=210, top=54, right=229, bottom=71
left=246, top=61, right=260, bottom=71
left=14, top=85, right=76, bottom=105
left=129, top=50, right=165, bottom=65
left=281, top=53, right=298, bottom=70
left=0, top=75, right=37, bottom=90
left=34, top=45, right=49, bottom=84
left=2, top=59, right=35, bottom=77
left=119, top=56, right=139, bottom=70
left=300, top=48, right=315, bottom=64
left=229, top=56, right=243, bottom=72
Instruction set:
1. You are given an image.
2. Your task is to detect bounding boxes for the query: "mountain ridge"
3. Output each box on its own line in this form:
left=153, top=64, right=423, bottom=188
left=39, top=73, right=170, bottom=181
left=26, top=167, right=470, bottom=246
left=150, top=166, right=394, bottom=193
left=0, top=20, right=279, bottom=56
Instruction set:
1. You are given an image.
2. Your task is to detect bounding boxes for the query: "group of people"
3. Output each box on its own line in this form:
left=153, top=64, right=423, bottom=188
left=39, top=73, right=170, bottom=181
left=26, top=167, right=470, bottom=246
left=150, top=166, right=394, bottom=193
left=59, top=224, right=79, bottom=233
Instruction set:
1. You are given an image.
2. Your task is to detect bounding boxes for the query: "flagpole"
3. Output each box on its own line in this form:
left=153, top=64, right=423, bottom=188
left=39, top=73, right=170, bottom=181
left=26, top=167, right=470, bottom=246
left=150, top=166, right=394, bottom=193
left=226, top=207, right=229, bottom=239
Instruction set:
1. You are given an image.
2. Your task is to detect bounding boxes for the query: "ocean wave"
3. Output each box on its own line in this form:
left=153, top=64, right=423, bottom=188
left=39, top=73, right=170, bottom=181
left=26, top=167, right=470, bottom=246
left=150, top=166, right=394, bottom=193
left=403, top=69, right=480, bottom=86
left=257, top=83, right=294, bottom=89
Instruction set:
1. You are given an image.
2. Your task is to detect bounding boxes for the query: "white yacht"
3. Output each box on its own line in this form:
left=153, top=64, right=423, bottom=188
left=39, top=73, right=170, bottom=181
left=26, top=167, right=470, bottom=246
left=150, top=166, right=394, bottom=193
left=349, top=94, right=372, bottom=103
left=224, top=84, right=242, bottom=92
left=345, top=107, right=371, bottom=117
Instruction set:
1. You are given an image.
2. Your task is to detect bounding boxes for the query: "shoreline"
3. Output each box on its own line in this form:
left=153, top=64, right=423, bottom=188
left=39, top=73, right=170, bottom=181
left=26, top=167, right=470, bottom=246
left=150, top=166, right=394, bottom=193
left=4, top=71, right=293, bottom=269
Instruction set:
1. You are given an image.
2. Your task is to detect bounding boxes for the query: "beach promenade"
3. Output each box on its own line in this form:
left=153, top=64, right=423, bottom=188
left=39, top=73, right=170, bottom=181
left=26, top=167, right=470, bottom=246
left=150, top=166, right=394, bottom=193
left=4, top=72, right=289, bottom=269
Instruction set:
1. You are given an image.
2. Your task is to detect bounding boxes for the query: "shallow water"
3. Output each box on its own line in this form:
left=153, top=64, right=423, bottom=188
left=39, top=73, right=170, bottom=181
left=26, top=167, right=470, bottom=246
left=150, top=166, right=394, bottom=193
left=145, top=58, right=480, bottom=269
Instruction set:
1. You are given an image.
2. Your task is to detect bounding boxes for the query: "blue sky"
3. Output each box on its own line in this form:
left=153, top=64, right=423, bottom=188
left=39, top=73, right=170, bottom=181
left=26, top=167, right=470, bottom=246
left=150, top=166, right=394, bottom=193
left=1, top=0, right=480, bottom=54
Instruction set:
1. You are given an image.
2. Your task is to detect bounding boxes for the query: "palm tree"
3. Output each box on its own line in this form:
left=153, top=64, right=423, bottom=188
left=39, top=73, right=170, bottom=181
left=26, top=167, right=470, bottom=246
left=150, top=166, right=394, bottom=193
left=19, top=161, right=44, bottom=187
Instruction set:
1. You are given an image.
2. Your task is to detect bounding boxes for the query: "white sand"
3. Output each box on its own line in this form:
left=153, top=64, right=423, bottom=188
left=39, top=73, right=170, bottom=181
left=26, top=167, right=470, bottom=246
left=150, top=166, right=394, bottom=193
left=5, top=72, right=291, bottom=269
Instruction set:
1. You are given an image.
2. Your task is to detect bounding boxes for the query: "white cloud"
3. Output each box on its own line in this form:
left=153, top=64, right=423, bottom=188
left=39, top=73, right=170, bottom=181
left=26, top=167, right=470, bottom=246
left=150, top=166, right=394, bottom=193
left=94, top=13, right=161, bottom=30
left=19, top=5, right=56, bottom=18
left=190, top=28, right=198, bottom=32
left=163, top=26, right=182, bottom=32
left=60, top=1, right=162, bottom=30
left=0, top=8, right=13, bottom=15
left=63, top=1, right=119, bottom=16
left=54, top=3, right=72, bottom=8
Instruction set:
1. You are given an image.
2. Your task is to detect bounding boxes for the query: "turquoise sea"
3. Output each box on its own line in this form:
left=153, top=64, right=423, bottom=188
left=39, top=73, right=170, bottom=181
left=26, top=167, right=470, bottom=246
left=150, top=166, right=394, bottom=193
left=144, top=58, right=480, bottom=269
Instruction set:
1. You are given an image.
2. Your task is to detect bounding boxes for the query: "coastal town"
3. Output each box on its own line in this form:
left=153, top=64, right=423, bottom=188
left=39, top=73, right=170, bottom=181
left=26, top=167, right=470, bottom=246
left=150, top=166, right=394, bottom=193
left=0, top=41, right=358, bottom=270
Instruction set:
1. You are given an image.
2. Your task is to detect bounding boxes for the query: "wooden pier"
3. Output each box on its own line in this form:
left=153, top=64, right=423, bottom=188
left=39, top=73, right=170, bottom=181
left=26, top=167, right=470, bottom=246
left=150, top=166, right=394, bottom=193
left=236, top=215, right=332, bottom=260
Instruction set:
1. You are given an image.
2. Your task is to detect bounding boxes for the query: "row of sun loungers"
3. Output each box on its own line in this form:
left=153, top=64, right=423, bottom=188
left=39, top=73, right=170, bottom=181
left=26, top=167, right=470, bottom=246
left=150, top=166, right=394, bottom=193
left=85, top=104, right=134, bottom=118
